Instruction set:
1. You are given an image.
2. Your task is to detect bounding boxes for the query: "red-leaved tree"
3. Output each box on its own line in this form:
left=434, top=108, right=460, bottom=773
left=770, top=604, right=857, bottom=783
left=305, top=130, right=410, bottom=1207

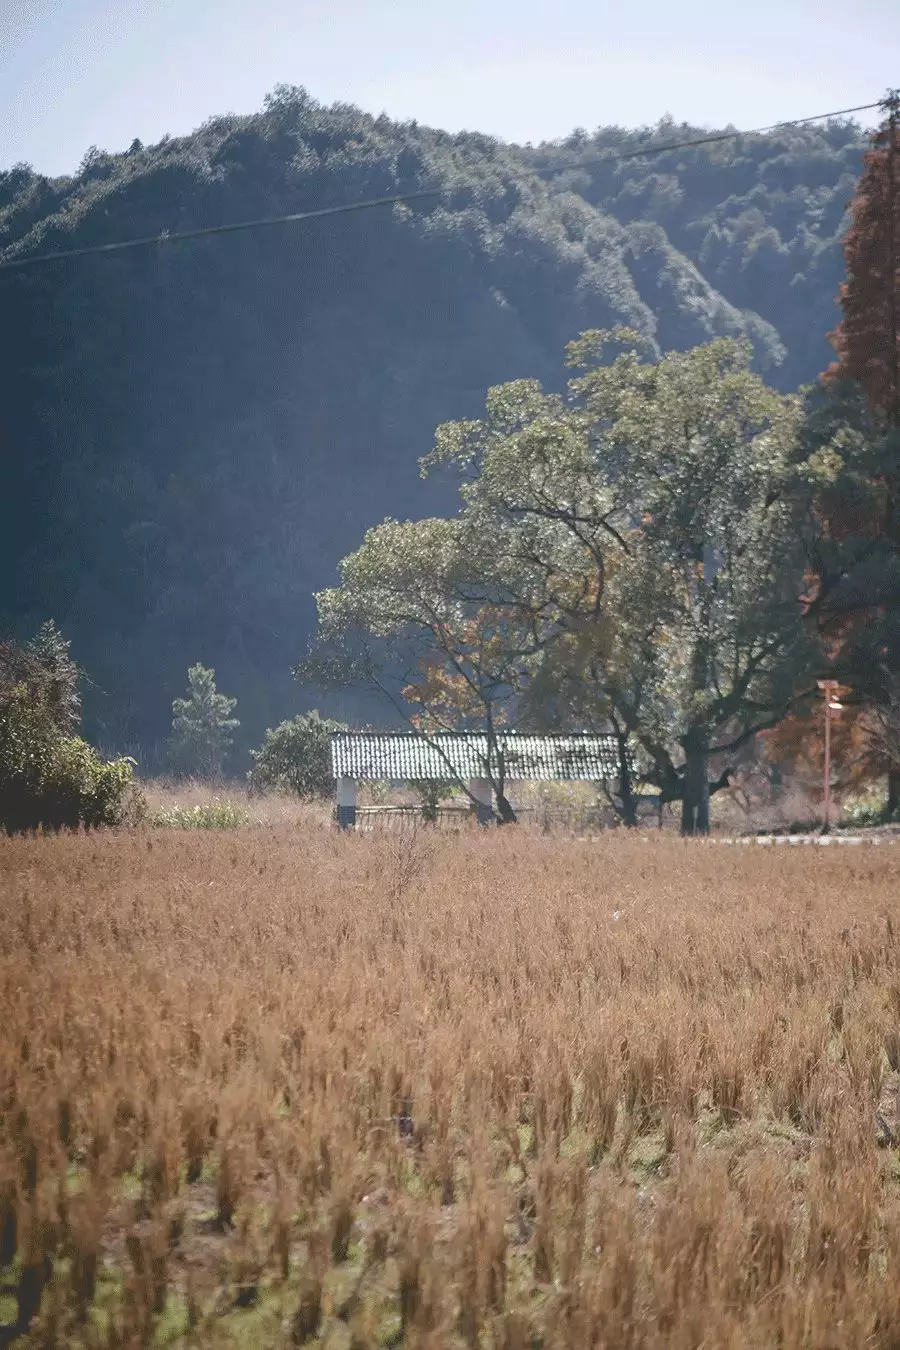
left=829, top=92, right=900, bottom=429
left=818, top=92, right=900, bottom=812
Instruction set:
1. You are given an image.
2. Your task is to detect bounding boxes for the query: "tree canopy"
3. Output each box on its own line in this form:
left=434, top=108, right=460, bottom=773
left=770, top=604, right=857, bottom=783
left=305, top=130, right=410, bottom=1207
left=311, top=333, right=824, bottom=830
left=248, top=710, right=344, bottom=798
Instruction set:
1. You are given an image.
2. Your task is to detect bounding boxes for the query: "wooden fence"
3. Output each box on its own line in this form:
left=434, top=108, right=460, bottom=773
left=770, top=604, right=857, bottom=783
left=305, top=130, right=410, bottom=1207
left=347, top=799, right=666, bottom=833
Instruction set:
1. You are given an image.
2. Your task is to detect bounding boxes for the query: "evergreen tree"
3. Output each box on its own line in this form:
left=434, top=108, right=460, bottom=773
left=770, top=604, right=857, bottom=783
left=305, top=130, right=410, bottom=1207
left=169, top=664, right=239, bottom=778
left=0, top=624, right=136, bottom=832
left=25, top=620, right=81, bottom=733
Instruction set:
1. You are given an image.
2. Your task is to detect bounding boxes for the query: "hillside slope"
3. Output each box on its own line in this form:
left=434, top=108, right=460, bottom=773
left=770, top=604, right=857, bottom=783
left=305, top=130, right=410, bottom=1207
left=0, top=88, right=864, bottom=754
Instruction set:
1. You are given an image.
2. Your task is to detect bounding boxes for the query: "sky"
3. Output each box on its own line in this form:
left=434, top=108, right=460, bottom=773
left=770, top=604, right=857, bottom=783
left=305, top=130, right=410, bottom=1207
left=1, top=0, right=898, bottom=176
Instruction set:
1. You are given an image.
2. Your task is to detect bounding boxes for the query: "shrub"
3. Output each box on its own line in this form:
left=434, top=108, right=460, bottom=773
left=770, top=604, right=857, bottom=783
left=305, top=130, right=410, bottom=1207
left=840, top=791, right=891, bottom=829
left=248, top=711, right=344, bottom=798
left=148, top=799, right=251, bottom=830
left=0, top=684, right=138, bottom=833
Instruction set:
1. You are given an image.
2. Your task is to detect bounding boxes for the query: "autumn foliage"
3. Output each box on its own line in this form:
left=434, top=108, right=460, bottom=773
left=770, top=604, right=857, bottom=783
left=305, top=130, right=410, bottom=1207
left=758, top=690, right=882, bottom=799
left=828, top=95, right=900, bottom=423
left=774, top=97, right=900, bottom=808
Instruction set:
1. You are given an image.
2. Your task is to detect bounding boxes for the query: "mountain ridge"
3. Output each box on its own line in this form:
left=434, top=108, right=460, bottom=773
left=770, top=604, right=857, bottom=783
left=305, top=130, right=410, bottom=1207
left=0, top=87, right=865, bottom=755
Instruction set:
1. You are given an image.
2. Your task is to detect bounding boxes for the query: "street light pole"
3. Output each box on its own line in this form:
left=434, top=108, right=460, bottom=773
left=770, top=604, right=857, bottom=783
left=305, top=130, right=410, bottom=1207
left=817, top=679, right=843, bottom=832
left=824, top=692, right=833, bottom=831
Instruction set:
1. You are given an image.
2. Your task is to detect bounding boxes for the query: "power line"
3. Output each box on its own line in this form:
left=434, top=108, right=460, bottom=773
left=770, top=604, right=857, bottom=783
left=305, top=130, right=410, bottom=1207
left=0, top=188, right=447, bottom=272
left=558, top=100, right=883, bottom=172
left=0, top=98, right=883, bottom=273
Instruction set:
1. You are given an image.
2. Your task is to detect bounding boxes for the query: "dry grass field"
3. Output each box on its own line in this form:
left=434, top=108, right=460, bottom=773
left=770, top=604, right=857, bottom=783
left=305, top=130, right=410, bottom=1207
left=2, top=826, right=900, bottom=1348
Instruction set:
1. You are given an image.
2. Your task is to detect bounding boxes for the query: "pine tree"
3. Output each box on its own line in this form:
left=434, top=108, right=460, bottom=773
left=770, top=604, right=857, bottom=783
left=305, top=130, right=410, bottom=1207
left=25, top=620, right=81, bottom=733
left=169, top=664, right=239, bottom=778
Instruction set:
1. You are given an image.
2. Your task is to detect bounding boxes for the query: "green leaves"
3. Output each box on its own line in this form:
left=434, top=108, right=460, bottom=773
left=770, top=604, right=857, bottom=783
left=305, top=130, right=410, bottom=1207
left=0, top=661, right=137, bottom=834
left=24, top=620, right=81, bottom=735
left=169, top=664, right=239, bottom=779
left=312, top=332, right=820, bottom=830
left=248, top=712, right=345, bottom=799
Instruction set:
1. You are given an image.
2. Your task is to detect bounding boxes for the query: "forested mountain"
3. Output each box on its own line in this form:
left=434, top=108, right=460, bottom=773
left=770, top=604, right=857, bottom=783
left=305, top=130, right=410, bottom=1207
left=0, top=86, right=865, bottom=758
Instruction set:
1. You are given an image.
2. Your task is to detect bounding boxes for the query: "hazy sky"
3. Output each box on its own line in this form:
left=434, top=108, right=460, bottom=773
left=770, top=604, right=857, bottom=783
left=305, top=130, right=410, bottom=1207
left=2, top=0, right=897, bottom=176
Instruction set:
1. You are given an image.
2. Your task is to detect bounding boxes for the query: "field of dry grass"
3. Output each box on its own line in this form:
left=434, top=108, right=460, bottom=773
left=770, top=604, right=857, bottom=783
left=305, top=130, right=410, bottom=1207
left=2, top=826, right=900, bottom=1347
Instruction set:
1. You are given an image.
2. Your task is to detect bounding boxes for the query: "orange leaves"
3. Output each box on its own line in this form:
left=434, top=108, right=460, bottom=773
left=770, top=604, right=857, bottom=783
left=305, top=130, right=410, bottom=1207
left=827, top=100, right=900, bottom=422
left=403, top=659, right=484, bottom=732
left=402, top=606, right=520, bottom=732
left=759, top=690, right=878, bottom=795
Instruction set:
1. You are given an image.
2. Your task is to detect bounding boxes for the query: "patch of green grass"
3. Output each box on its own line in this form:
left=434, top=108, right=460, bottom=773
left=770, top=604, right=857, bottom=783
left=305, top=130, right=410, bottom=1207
left=375, top=1294, right=402, bottom=1347
left=761, top=1115, right=807, bottom=1145
left=627, top=1129, right=668, bottom=1178
left=153, top=1292, right=191, bottom=1346
left=120, top=1168, right=143, bottom=1202
left=84, top=1267, right=126, bottom=1341
left=213, top=1291, right=286, bottom=1346
left=148, top=800, right=251, bottom=830
left=323, top=1263, right=363, bottom=1320
left=697, top=1108, right=734, bottom=1145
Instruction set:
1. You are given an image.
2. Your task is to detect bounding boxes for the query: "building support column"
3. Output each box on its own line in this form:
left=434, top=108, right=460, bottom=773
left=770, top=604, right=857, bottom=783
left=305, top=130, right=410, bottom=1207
left=336, top=777, right=357, bottom=830
left=470, top=778, right=493, bottom=826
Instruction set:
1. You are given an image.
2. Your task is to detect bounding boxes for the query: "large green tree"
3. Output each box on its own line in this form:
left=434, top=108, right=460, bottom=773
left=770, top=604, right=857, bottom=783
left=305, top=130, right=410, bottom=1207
left=248, top=710, right=345, bottom=799
left=310, top=333, right=823, bottom=832
left=0, top=624, right=136, bottom=831
left=428, top=333, right=822, bottom=833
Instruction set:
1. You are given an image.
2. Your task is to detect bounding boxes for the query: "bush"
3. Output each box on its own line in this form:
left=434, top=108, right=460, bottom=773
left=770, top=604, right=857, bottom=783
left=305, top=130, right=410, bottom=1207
left=0, top=684, right=138, bottom=832
left=148, top=799, right=251, bottom=830
left=248, top=711, right=344, bottom=798
left=839, top=792, right=891, bottom=829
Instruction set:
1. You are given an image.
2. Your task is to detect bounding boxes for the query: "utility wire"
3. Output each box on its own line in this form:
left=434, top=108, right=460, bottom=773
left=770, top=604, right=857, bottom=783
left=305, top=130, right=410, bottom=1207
left=0, top=188, right=448, bottom=271
left=558, top=100, right=883, bottom=171
left=0, top=98, right=883, bottom=273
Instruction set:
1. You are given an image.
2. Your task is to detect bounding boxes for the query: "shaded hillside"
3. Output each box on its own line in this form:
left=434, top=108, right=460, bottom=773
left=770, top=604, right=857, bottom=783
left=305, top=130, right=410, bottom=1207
left=525, top=114, right=864, bottom=390
left=0, top=87, right=864, bottom=755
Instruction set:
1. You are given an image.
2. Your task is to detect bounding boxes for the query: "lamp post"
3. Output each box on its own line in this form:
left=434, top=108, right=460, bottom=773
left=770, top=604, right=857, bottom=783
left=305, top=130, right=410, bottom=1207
left=817, top=679, right=843, bottom=832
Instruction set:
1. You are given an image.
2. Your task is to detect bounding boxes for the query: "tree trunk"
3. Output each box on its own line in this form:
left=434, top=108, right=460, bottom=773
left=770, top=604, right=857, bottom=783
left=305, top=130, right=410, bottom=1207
left=614, top=734, right=639, bottom=827
left=697, top=771, right=710, bottom=834
left=618, top=790, right=639, bottom=829
left=495, top=791, right=518, bottom=825
left=681, top=738, right=710, bottom=837
left=486, top=723, right=517, bottom=824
